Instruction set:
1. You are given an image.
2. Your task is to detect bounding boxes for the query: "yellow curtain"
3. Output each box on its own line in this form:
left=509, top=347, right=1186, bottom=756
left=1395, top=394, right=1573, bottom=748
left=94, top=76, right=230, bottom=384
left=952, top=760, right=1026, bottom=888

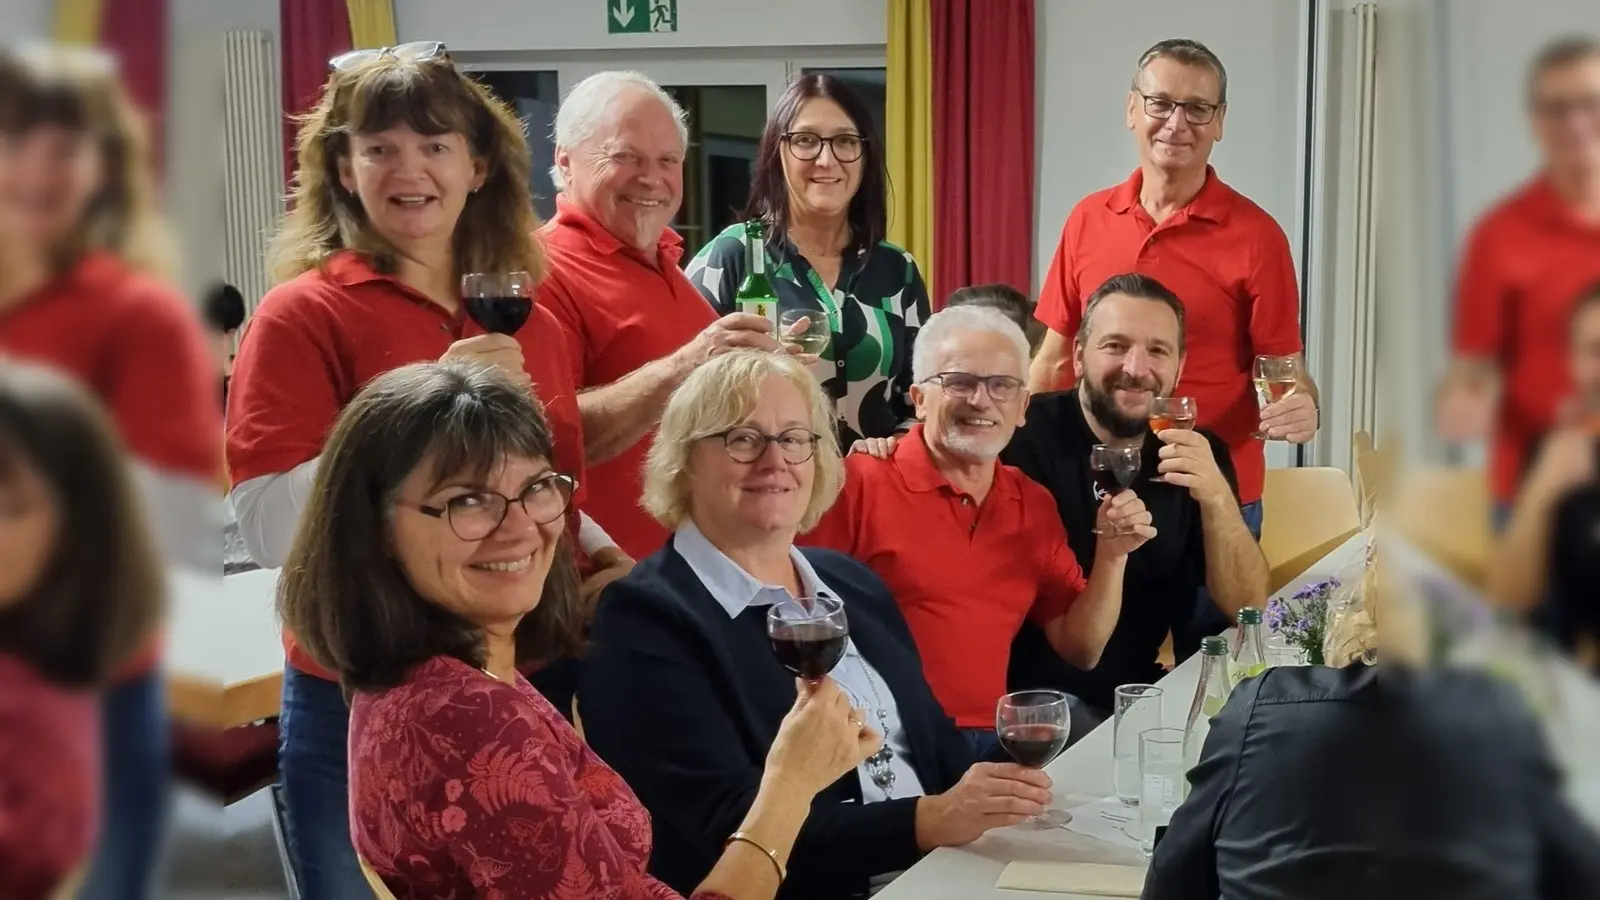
left=885, top=0, right=935, bottom=296
left=345, top=0, right=398, bottom=49
left=52, top=0, right=104, bottom=45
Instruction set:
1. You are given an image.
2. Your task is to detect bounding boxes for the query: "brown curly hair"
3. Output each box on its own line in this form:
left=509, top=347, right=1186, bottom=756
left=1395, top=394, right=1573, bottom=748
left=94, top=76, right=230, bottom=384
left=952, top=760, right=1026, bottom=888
left=266, top=53, right=545, bottom=285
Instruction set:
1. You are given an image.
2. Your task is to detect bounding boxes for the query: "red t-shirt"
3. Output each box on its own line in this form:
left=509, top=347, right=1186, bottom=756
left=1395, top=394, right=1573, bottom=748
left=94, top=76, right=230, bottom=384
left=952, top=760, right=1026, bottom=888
left=538, top=197, right=719, bottom=560
left=1034, top=167, right=1303, bottom=505
left=225, top=251, right=587, bottom=681
left=0, top=252, right=222, bottom=678
left=1452, top=176, right=1600, bottom=502
left=800, top=425, right=1088, bottom=727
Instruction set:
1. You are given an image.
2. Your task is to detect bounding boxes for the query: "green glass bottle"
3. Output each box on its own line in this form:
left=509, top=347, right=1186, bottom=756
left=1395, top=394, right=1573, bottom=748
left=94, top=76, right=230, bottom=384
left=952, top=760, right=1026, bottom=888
left=735, top=218, right=779, bottom=336
left=1229, top=607, right=1268, bottom=688
left=1182, top=636, right=1232, bottom=785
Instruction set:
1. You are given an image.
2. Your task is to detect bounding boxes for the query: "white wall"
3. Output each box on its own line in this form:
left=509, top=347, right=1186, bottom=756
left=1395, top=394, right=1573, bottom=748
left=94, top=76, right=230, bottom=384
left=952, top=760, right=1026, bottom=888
left=0, top=0, right=50, bottom=39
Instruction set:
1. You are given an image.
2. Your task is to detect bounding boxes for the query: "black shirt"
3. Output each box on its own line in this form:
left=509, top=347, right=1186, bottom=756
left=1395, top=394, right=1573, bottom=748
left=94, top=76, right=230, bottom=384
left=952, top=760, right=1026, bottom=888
left=999, top=389, right=1239, bottom=710
left=1524, top=432, right=1600, bottom=671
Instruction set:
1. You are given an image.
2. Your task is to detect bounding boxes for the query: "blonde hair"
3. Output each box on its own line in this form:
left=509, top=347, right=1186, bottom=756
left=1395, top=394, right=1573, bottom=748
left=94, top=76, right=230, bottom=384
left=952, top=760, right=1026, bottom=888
left=0, top=44, right=177, bottom=279
left=643, top=351, right=843, bottom=533
left=266, top=53, right=544, bottom=284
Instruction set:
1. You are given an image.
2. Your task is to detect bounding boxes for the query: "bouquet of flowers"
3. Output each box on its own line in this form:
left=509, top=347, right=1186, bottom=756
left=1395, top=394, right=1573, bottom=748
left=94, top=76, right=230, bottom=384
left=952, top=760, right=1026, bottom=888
left=1266, top=577, right=1340, bottom=666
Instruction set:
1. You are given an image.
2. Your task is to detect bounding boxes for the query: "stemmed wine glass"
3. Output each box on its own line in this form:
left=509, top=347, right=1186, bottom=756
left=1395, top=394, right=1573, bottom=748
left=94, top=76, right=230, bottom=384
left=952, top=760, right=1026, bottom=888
left=461, top=271, right=536, bottom=335
left=1148, top=396, right=1197, bottom=483
left=1090, top=444, right=1141, bottom=535
left=1252, top=355, right=1299, bottom=441
left=767, top=596, right=849, bottom=682
left=779, top=309, right=831, bottom=358
left=996, top=690, right=1072, bottom=828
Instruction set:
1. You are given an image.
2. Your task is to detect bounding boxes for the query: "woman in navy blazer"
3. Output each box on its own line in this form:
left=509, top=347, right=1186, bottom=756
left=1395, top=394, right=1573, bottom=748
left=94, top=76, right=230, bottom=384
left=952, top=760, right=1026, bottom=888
left=581, top=350, right=1055, bottom=900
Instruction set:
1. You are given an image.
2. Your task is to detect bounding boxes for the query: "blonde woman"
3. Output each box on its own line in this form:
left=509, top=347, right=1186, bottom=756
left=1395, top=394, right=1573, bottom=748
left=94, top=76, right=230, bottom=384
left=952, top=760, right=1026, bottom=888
left=224, top=42, right=627, bottom=897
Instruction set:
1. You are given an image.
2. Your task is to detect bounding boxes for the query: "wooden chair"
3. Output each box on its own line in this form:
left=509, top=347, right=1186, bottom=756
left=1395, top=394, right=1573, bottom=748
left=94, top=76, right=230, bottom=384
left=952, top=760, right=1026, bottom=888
left=1260, top=467, right=1363, bottom=593
left=1390, top=466, right=1493, bottom=588
left=359, top=855, right=399, bottom=899
left=1351, top=430, right=1384, bottom=528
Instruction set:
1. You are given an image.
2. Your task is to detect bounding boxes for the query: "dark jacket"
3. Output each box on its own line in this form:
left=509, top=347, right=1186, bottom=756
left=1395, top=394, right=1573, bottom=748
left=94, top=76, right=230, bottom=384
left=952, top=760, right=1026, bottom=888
left=1143, top=662, right=1600, bottom=900
left=580, top=539, right=975, bottom=900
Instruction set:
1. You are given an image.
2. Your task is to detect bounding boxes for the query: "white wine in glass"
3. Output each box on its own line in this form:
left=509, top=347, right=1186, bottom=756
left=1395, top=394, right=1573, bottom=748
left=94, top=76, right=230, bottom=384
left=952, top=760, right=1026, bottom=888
left=780, top=309, right=831, bottom=357
left=1252, top=355, right=1299, bottom=441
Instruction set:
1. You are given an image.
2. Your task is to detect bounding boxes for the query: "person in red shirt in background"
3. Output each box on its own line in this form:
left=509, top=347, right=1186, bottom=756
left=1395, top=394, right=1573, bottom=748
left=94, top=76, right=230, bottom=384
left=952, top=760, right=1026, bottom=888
left=224, top=44, right=626, bottom=899
left=0, top=45, right=219, bottom=900
left=540, top=71, right=802, bottom=560
left=0, top=360, right=167, bottom=900
left=1437, top=36, right=1600, bottom=517
left=804, top=306, right=1153, bottom=757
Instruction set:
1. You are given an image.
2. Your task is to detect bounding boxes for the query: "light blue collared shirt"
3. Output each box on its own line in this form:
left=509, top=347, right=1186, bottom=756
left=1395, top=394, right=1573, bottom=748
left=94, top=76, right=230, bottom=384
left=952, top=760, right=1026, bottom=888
left=675, top=521, right=925, bottom=804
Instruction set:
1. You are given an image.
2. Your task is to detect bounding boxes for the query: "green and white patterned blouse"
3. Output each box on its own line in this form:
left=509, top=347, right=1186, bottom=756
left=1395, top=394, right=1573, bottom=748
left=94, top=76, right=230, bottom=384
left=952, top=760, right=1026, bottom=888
left=685, top=222, right=931, bottom=447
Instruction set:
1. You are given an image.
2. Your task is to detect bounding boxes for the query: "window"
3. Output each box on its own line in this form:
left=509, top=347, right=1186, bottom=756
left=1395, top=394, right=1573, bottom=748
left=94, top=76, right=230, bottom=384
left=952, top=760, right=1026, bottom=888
left=472, top=70, right=562, bottom=221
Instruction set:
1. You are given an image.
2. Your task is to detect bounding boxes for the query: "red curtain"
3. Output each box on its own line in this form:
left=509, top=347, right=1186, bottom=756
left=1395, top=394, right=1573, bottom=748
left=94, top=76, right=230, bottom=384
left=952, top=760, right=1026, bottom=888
left=280, top=0, right=353, bottom=186
left=930, top=0, right=1035, bottom=306
left=99, top=0, right=169, bottom=174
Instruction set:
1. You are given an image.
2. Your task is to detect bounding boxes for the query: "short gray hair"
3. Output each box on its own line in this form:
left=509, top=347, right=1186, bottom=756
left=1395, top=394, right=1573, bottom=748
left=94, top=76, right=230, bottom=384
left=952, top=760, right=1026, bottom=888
left=549, top=70, right=689, bottom=191
left=1133, top=38, right=1228, bottom=105
left=912, top=305, right=1031, bottom=383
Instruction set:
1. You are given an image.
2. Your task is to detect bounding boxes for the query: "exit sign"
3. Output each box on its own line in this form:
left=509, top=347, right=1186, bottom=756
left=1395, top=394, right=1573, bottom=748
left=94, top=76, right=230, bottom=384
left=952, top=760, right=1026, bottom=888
left=608, top=0, right=678, bottom=34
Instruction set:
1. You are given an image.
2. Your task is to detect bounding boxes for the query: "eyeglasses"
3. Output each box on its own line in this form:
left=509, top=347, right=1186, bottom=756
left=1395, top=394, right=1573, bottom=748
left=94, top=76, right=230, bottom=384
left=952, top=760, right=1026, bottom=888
left=1135, top=91, right=1221, bottom=125
left=783, top=131, right=866, bottom=163
left=1534, top=94, right=1600, bottom=121
left=921, top=372, right=1025, bottom=403
left=710, top=426, right=822, bottom=465
left=410, top=472, right=577, bottom=541
left=329, top=41, right=448, bottom=72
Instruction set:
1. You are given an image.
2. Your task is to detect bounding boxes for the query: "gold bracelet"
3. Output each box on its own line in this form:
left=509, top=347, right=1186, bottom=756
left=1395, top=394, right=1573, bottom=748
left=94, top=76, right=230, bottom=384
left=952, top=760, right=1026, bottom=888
left=725, top=831, right=786, bottom=883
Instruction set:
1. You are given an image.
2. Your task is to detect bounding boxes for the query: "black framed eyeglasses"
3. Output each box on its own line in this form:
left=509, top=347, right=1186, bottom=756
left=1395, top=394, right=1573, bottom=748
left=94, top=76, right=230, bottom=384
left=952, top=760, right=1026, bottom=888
left=410, top=472, right=577, bottom=541
left=1135, top=91, right=1221, bottom=125
left=921, top=372, right=1025, bottom=403
left=710, top=426, right=822, bottom=464
left=330, top=41, right=448, bottom=72
left=783, top=131, right=866, bottom=163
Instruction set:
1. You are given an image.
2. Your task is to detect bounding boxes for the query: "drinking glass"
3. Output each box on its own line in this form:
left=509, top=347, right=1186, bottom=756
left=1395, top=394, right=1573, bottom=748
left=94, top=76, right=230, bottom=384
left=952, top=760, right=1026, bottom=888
left=1252, top=355, right=1300, bottom=440
left=779, top=309, right=831, bottom=357
left=1112, top=684, right=1163, bottom=805
left=1138, top=727, right=1185, bottom=858
left=461, top=271, right=536, bottom=335
left=996, top=690, right=1072, bottom=828
left=767, top=596, right=848, bottom=683
left=1090, top=444, right=1141, bottom=535
left=1148, top=396, right=1197, bottom=482
left=1265, top=630, right=1303, bottom=667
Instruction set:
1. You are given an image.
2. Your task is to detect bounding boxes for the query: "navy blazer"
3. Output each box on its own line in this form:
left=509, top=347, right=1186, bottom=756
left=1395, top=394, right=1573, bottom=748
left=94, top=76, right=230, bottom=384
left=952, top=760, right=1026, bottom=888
left=579, top=538, right=975, bottom=900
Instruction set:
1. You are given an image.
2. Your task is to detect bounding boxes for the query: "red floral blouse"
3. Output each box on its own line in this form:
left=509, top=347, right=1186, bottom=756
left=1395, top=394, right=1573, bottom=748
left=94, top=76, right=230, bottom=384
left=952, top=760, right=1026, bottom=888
left=350, top=656, right=734, bottom=900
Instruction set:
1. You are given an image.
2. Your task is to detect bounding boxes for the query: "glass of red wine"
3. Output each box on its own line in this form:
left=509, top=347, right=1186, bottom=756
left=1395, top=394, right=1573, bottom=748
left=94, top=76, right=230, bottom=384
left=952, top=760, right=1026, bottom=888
left=767, top=596, right=849, bottom=683
left=996, top=689, right=1072, bottom=828
left=461, top=271, right=535, bottom=335
left=1090, top=444, right=1141, bottom=536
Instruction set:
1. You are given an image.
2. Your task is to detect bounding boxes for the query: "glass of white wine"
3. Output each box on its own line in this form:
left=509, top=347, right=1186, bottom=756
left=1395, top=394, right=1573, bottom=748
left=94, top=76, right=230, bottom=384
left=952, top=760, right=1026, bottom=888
left=779, top=309, right=831, bottom=357
left=1252, top=355, right=1299, bottom=441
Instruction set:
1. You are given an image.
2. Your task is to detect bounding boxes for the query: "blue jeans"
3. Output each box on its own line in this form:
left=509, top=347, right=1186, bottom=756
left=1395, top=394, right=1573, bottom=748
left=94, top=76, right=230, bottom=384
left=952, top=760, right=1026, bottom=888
left=1239, top=499, right=1264, bottom=540
left=79, top=672, right=172, bottom=900
left=961, top=727, right=1005, bottom=762
left=278, top=665, right=367, bottom=899
left=1180, top=501, right=1266, bottom=659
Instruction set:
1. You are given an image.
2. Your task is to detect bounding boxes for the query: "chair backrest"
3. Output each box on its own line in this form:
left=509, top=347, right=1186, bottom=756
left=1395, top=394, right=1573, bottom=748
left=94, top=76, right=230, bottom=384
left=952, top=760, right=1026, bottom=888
left=359, top=855, right=399, bottom=900
left=1390, top=466, right=1492, bottom=587
left=1351, top=430, right=1383, bottom=528
left=1260, top=466, right=1363, bottom=593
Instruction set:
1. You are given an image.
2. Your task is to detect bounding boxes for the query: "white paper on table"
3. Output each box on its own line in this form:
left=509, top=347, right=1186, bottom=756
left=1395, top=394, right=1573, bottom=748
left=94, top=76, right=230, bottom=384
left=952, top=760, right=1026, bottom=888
left=1062, top=797, right=1144, bottom=849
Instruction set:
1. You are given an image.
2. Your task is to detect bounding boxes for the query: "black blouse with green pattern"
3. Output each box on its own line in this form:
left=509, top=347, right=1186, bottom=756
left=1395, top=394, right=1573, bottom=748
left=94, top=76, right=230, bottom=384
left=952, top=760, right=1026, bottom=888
left=685, top=222, right=931, bottom=447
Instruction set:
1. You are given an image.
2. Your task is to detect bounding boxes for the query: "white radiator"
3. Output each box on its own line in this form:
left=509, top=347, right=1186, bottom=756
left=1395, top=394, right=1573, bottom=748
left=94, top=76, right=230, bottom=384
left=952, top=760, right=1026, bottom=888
left=222, top=29, right=282, bottom=321
left=1348, top=3, right=1380, bottom=441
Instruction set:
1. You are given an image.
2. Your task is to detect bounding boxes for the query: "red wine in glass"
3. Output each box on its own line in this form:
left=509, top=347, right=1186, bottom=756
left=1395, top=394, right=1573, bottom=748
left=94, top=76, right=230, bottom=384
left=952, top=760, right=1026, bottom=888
left=996, top=690, right=1073, bottom=827
left=999, top=723, right=1070, bottom=768
left=767, top=596, right=848, bottom=682
left=1090, top=444, right=1141, bottom=535
left=461, top=272, right=535, bottom=335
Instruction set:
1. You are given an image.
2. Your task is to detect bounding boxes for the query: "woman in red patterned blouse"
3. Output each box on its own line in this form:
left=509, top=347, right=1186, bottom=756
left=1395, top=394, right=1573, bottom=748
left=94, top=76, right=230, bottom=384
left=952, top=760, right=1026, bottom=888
left=279, top=360, right=879, bottom=900
left=0, top=360, right=167, bottom=900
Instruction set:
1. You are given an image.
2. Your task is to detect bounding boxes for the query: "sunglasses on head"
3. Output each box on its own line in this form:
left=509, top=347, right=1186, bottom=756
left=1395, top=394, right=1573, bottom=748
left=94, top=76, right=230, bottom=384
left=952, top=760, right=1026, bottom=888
left=328, top=41, right=448, bottom=72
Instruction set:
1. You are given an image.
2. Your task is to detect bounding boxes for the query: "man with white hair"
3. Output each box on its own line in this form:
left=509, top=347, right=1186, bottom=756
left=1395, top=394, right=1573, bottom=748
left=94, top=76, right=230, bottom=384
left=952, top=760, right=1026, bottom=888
left=803, top=305, right=1153, bottom=757
left=539, top=71, right=789, bottom=559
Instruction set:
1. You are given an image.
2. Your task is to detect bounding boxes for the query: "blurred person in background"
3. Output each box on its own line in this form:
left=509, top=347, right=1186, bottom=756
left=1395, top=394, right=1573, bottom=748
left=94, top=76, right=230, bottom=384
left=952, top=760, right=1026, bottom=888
left=0, top=43, right=219, bottom=899
left=201, top=281, right=244, bottom=405
left=0, top=360, right=166, bottom=900
left=1438, top=36, right=1600, bottom=516
left=944, top=282, right=1042, bottom=355
left=224, top=44, right=629, bottom=897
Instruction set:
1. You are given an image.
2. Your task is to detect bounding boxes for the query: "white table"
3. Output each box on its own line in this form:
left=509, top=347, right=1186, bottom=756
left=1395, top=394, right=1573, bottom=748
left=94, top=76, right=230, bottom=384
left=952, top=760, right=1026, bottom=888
left=166, top=566, right=285, bottom=729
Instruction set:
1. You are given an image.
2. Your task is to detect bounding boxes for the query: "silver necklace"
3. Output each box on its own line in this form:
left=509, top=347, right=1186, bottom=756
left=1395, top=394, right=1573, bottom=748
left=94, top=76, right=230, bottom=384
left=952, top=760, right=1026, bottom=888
left=845, top=644, right=897, bottom=796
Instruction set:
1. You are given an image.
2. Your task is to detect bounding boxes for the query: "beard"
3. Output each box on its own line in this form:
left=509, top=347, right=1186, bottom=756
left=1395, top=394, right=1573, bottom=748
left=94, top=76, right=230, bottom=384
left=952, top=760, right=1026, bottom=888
left=1083, top=370, right=1164, bottom=439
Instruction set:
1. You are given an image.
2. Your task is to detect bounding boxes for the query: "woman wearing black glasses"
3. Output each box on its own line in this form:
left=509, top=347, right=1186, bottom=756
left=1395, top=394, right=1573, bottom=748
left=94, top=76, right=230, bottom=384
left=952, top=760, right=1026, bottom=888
left=685, top=74, right=930, bottom=452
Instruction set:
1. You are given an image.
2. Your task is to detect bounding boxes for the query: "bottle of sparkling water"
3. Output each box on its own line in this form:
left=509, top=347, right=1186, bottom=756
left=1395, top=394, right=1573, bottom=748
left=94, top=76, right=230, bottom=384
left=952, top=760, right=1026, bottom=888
left=1182, top=636, right=1232, bottom=786
left=1230, top=607, right=1268, bottom=688
left=735, top=218, right=779, bottom=335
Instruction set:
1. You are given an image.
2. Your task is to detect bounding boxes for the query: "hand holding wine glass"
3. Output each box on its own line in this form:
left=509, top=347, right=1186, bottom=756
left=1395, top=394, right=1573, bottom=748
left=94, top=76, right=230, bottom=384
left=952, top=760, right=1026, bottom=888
left=763, top=676, right=882, bottom=797
left=779, top=309, right=831, bottom=360
left=1090, top=444, right=1141, bottom=535
left=1254, top=355, right=1317, bottom=442
left=1095, top=490, right=1156, bottom=556
left=438, top=334, right=532, bottom=389
left=914, top=762, right=1054, bottom=849
left=996, top=690, right=1072, bottom=828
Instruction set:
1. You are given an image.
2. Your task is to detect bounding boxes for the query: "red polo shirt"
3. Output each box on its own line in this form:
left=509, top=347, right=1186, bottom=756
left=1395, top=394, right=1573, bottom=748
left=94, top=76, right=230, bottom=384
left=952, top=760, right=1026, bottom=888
left=800, top=425, right=1088, bottom=727
left=225, top=251, right=587, bottom=682
left=1453, top=176, right=1600, bottom=502
left=1035, top=167, right=1303, bottom=505
left=538, top=196, right=719, bottom=559
left=0, top=252, right=221, bottom=679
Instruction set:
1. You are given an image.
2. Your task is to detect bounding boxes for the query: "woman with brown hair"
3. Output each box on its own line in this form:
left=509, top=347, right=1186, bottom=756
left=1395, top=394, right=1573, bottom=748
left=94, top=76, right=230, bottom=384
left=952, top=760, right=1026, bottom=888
left=0, top=43, right=220, bottom=899
left=224, top=41, right=630, bottom=896
left=0, top=359, right=166, bottom=900
left=282, top=359, right=877, bottom=899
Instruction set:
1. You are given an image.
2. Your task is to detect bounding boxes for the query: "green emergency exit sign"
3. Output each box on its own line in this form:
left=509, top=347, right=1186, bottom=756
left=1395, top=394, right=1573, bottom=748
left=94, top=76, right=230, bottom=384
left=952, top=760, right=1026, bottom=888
left=608, top=0, right=678, bottom=34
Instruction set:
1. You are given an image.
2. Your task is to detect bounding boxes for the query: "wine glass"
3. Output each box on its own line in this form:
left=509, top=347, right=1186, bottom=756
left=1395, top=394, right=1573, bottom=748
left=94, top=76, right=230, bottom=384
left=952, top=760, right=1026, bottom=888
left=461, top=271, right=536, bottom=335
left=1252, top=355, right=1300, bottom=441
left=1148, top=396, right=1197, bottom=483
left=767, top=596, right=848, bottom=683
left=779, top=309, right=831, bottom=358
left=996, top=690, right=1072, bottom=828
left=1090, top=444, right=1141, bottom=535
